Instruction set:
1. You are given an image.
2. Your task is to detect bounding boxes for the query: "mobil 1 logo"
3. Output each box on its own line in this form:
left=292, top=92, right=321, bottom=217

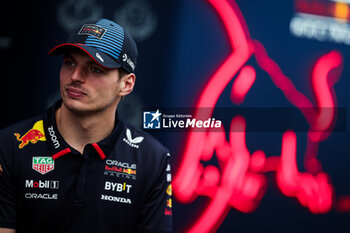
left=25, top=180, right=59, bottom=189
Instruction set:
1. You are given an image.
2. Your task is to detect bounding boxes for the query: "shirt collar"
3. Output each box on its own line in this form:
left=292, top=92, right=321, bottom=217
left=43, top=100, right=123, bottom=160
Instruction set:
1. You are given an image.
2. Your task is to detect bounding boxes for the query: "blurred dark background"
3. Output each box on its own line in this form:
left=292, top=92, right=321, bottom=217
left=1, top=0, right=349, bottom=232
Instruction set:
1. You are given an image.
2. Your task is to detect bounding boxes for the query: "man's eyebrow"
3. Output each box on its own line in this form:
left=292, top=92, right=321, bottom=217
left=87, top=61, right=107, bottom=71
left=63, top=54, right=104, bottom=67
left=63, top=54, right=74, bottom=60
left=87, top=61, right=100, bottom=65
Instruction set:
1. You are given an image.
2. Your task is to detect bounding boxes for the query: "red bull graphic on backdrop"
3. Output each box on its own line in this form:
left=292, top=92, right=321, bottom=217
left=14, top=120, right=46, bottom=149
left=172, top=0, right=349, bottom=232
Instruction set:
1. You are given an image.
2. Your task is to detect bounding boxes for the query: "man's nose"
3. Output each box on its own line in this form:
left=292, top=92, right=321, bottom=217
left=71, top=65, right=86, bottom=83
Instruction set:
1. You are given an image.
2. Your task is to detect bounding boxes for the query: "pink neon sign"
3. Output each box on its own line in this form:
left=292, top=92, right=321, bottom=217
left=173, top=0, right=348, bottom=232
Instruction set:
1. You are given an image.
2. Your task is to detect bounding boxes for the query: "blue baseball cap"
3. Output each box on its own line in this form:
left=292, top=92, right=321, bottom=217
left=49, top=18, right=137, bottom=73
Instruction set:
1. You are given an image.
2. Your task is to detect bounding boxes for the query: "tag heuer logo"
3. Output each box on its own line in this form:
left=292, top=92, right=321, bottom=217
left=32, top=157, right=55, bottom=175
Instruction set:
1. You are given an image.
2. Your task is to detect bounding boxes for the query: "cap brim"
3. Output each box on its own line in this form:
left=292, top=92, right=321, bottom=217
left=48, top=43, right=122, bottom=69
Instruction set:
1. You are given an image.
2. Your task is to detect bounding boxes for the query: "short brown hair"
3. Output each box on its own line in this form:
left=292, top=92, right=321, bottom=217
left=118, top=68, right=129, bottom=79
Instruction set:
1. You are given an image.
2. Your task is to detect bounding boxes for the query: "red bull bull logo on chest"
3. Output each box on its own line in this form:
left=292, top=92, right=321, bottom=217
left=14, top=120, right=46, bottom=149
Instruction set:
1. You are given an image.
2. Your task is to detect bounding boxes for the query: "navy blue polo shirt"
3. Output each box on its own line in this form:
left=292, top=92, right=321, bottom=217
left=0, top=101, right=172, bottom=233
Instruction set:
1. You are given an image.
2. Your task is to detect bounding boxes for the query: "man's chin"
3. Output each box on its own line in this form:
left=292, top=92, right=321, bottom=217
left=62, top=99, right=93, bottom=116
left=61, top=96, right=120, bottom=117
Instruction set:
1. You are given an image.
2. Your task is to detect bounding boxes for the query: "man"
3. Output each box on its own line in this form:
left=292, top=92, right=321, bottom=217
left=0, top=18, right=172, bottom=233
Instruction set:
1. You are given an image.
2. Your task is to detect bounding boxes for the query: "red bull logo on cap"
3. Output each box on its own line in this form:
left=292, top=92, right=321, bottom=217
left=14, top=120, right=46, bottom=149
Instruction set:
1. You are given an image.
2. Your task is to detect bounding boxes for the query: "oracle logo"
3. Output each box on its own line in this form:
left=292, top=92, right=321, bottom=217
left=25, top=193, right=58, bottom=200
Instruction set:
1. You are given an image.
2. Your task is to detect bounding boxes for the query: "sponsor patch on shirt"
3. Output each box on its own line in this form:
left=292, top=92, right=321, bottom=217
left=32, top=157, right=55, bottom=175
left=101, top=194, right=132, bottom=204
left=104, top=159, right=137, bottom=180
left=47, top=125, right=60, bottom=149
left=166, top=184, right=172, bottom=196
left=165, top=184, right=173, bottom=215
left=14, top=120, right=46, bottom=149
left=123, top=128, right=144, bottom=149
left=25, top=193, right=58, bottom=200
left=104, top=181, right=132, bottom=193
left=25, top=180, right=59, bottom=189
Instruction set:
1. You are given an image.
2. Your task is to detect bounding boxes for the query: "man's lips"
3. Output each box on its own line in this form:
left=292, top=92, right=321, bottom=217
left=65, top=87, right=87, bottom=99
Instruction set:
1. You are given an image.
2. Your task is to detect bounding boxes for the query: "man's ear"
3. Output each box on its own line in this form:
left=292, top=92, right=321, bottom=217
left=119, top=73, right=136, bottom=97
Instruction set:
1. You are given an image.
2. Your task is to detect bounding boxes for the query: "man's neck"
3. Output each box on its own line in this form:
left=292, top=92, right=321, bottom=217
left=56, top=104, right=116, bottom=154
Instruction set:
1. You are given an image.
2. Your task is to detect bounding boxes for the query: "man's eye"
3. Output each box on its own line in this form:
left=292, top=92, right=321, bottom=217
left=64, top=60, right=74, bottom=67
left=90, top=66, right=103, bottom=73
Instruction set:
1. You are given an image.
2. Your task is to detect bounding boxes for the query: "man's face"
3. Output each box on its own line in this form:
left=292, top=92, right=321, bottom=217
left=59, top=49, right=123, bottom=115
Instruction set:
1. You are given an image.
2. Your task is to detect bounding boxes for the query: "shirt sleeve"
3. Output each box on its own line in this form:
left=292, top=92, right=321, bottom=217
left=0, top=133, right=16, bottom=229
left=136, top=149, right=172, bottom=233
